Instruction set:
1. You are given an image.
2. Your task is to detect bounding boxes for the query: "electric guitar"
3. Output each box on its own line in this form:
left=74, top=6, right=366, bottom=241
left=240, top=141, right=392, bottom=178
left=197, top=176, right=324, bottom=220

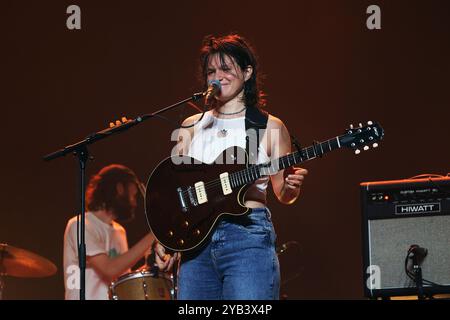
left=145, top=121, right=384, bottom=252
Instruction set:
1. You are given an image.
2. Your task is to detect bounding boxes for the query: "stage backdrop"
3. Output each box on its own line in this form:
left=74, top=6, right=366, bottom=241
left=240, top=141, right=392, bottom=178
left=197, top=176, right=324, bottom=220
left=1, top=0, right=449, bottom=299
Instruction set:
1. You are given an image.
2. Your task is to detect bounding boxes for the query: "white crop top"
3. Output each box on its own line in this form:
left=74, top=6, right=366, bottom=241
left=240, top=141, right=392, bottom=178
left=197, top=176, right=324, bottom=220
left=187, top=110, right=271, bottom=200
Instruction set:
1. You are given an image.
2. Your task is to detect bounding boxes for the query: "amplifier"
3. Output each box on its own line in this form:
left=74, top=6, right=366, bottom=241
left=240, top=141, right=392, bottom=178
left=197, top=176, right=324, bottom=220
left=360, top=175, right=450, bottom=298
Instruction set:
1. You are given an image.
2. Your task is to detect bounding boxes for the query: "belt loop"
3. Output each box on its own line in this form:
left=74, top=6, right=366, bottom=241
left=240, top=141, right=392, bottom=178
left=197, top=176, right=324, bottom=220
left=265, top=207, right=271, bottom=220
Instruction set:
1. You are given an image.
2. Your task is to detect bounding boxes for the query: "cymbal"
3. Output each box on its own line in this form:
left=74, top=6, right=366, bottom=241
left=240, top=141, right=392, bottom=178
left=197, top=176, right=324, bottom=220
left=0, top=243, right=57, bottom=278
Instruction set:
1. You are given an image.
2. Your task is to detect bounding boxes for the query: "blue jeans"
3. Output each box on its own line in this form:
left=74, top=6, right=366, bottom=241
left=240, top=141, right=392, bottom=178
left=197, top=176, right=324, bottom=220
left=177, top=207, right=280, bottom=300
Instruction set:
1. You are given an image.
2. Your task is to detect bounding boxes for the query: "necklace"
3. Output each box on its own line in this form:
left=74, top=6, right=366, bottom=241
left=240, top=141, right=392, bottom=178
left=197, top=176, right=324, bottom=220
left=215, top=106, right=246, bottom=138
left=216, top=106, right=247, bottom=116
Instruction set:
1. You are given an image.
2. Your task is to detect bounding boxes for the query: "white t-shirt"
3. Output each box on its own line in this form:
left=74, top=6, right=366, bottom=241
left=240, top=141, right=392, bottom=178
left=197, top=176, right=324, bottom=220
left=63, top=212, right=128, bottom=300
left=187, top=111, right=271, bottom=199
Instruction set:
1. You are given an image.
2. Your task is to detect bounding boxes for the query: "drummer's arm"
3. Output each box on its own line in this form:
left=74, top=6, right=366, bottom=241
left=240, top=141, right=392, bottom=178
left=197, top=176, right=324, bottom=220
left=88, top=233, right=154, bottom=282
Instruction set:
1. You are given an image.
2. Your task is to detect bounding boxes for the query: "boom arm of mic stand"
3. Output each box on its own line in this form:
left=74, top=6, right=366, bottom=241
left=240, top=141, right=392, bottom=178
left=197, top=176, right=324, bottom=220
left=43, top=92, right=204, bottom=162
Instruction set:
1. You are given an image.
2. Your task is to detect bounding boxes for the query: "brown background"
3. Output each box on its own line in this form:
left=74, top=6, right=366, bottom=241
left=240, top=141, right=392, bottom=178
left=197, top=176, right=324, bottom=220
left=1, top=0, right=449, bottom=299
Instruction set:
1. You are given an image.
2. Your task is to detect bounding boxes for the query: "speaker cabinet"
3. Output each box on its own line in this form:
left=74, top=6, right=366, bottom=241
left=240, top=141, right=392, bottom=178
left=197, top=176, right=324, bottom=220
left=360, top=177, right=450, bottom=298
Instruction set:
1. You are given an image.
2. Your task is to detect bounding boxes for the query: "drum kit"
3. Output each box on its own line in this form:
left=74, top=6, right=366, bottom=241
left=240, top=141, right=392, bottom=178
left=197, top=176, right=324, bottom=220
left=0, top=243, right=174, bottom=300
left=109, top=268, right=174, bottom=300
left=0, top=243, right=57, bottom=299
left=0, top=241, right=300, bottom=300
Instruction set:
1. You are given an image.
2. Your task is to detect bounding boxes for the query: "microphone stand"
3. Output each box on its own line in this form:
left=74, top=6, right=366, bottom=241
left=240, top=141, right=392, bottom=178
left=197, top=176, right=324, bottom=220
left=172, top=258, right=178, bottom=300
left=0, top=247, right=5, bottom=300
left=412, top=253, right=425, bottom=300
left=43, top=92, right=204, bottom=300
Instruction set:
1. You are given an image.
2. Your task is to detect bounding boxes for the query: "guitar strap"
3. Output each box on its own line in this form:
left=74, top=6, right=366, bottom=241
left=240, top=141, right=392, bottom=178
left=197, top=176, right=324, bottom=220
left=245, top=106, right=268, bottom=165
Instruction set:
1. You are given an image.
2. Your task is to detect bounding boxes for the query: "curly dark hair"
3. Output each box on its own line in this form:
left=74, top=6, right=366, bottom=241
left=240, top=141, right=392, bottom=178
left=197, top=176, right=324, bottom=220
left=199, top=34, right=266, bottom=110
left=85, top=164, right=139, bottom=213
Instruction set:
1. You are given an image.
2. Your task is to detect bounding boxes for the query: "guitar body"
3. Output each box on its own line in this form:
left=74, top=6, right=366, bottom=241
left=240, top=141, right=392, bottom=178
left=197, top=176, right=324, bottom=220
left=145, top=146, right=252, bottom=252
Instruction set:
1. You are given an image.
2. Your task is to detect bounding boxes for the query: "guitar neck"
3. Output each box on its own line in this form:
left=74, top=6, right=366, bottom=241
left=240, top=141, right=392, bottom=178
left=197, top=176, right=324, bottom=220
left=229, top=136, right=342, bottom=188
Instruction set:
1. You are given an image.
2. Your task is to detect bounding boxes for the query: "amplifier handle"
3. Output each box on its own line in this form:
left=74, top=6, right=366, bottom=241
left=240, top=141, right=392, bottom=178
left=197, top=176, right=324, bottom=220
left=409, top=174, right=445, bottom=179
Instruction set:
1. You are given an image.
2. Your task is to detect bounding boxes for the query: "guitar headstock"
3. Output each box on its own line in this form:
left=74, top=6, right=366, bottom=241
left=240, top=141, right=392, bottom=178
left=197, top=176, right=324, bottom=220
left=339, top=121, right=384, bottom=154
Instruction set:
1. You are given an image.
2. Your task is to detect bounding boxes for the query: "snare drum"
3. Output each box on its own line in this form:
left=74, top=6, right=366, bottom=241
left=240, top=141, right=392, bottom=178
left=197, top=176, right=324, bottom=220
left=109, top=269, right=173, bottom=300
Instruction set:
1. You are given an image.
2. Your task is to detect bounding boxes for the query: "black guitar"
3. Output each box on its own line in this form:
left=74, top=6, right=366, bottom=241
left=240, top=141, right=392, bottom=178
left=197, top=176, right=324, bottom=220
left=145, top=121, right=384, bottom=252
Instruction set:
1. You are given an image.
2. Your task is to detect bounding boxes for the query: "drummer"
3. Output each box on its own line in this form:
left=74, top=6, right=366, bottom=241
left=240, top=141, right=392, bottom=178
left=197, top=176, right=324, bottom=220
left=63, top=164, right=176, bottom=300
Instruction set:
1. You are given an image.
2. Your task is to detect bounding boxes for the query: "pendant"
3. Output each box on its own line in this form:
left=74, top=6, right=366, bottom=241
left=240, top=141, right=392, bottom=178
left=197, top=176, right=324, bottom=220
left=217, top=129, right=228, bottom=137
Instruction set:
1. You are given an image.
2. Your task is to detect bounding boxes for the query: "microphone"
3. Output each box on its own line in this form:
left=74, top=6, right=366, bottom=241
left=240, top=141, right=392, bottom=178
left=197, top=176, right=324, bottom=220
left=276, top=241, right=299, bottom=255
left=276, top=243, right=289, bottom=255
left=204, top=80, right=221, bottom=106
left=409, top=244, right=428, bottom=265
left=405, top=245, right=428, bottom=299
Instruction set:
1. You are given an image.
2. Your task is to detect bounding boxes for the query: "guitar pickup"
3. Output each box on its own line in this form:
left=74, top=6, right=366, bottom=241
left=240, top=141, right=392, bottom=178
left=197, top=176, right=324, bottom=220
left=194, top=181, right=208, bottom=204
left=219, top=172, right=232, bottom=195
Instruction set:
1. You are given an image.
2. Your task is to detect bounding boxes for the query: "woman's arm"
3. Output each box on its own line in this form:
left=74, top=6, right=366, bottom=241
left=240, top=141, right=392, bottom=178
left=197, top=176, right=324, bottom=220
left=268, top=116, right=308, bottom=204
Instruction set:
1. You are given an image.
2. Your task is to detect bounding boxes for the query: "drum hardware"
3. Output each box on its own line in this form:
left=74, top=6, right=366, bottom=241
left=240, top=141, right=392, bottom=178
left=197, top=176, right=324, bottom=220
left=109, top=268, right=174, bottom=300
left=276, top=241, right=303, bottom=296
left=0, top=243, right=57, bottom=299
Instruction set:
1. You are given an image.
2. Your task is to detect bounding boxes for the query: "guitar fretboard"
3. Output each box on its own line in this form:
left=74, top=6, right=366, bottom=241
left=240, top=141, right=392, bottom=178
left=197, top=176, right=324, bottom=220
left=228, top=136, right=341, bottom=188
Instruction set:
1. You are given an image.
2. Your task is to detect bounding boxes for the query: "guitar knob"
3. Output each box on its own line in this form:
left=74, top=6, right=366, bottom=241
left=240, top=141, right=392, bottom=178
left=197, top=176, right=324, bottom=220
left=355, top=149, right=361, bottom=155
left=168, top=230, right=174, bottom=237
left=178, top=239, right=185, bottom=246
left=367, top=121, right=373, bottom=125
left=372, top=143, right=379, bottom=148
left=183, top=221, right=189, bottom=228
left=363, top=146, right=369, bottom=151
left=359, top=123, right=363, bottom=128
left=194, top=229, right=201, bottom=236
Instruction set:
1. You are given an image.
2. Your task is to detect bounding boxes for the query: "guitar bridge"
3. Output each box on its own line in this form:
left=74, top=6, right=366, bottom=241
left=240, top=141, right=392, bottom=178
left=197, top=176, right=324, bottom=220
left=187, top=186, right=198, bottom=207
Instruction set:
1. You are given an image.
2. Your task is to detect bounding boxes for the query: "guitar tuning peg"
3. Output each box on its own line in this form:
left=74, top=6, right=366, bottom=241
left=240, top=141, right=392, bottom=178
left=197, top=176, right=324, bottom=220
left=355, top=149, right=361, bottom=155
left=350, top=124, right=354, bottom=129
left=363, top=146, right=369, bottom=151
left=115, top=120, right=121, bottom=126
left=367, top=121, right=373, bottom=125
left=372, top=143, right=379, bottom=148
left=121, top=116, right=128, bottom=123
left=109, top=122, right=115, bottom=128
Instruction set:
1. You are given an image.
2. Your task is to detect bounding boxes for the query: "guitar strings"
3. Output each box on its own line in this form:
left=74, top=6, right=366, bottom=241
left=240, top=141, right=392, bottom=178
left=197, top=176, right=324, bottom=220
left=180, top=164, right=263, bottom=196
left=180, top=151, right=303, bottom=196
left=181, top=152, right=300, bottom=195
left=180, top=152, right=303, bottom=197
left=177, top=133, right=374, bottom=197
